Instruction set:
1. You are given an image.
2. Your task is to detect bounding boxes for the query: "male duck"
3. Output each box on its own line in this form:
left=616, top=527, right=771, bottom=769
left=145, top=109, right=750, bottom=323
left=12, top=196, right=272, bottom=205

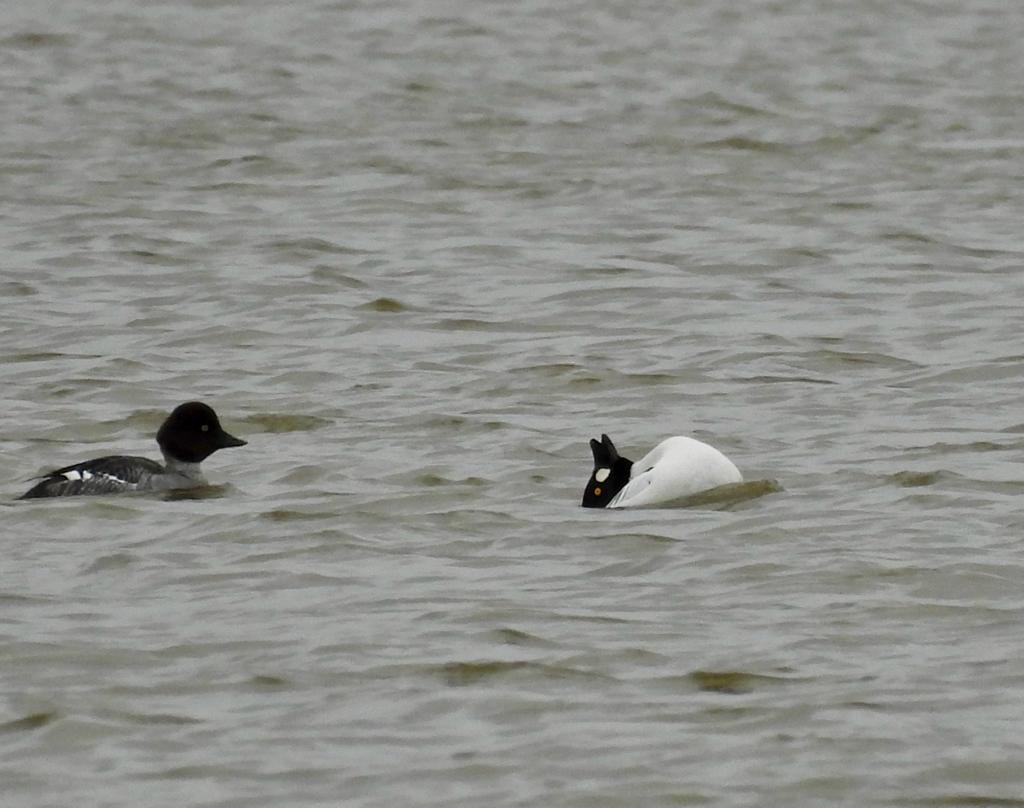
left=582, top=433, right=741, bottom=508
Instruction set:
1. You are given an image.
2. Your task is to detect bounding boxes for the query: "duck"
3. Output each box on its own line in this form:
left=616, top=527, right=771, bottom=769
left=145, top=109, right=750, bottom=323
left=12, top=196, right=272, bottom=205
left=19, top=401, right=246, bottom=499
left=581, top=433, right=741, bottom=508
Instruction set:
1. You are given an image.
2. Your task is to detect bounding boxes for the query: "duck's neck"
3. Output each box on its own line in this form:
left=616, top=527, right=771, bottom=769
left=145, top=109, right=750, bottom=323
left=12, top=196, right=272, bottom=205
left=162, top=451, right=206, bottom=482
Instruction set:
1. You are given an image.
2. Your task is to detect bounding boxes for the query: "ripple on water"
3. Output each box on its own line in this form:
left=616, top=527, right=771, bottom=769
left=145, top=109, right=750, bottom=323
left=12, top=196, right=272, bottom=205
left=440, top=660, right=613, bottom=687
left=0, top=712, right=56, bottom=733
left=6, top=1, right=1024, bottom=805
left=243, top=413, right=333, bottom=433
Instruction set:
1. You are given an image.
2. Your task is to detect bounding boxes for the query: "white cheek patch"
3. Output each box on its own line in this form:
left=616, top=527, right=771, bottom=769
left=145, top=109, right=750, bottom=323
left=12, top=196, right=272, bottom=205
left=594, top=468, right=611, bottom=483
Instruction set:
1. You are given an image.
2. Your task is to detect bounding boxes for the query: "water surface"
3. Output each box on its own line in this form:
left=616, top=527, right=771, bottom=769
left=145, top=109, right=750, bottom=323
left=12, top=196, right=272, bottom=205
left=4, top=1, right=1024, bottom=806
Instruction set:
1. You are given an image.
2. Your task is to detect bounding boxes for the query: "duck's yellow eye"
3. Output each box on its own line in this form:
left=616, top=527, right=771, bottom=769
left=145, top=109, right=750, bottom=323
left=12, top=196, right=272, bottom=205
left=593, top=487, right=602, bottom=496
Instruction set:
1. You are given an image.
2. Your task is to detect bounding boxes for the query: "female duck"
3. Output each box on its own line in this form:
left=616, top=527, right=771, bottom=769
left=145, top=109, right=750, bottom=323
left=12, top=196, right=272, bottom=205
left=582, top=433, right=741, bottom=508
left=19, top=401, right=246, bottom=499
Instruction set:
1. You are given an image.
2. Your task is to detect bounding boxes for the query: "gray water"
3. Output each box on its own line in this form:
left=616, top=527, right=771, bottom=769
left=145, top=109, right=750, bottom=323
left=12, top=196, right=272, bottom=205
left=4, top=1, right=1024, bottom=805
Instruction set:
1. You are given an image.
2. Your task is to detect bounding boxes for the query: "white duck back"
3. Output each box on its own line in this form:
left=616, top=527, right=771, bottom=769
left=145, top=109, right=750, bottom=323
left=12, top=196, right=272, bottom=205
left=608, top=436, right=742, bottom=509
